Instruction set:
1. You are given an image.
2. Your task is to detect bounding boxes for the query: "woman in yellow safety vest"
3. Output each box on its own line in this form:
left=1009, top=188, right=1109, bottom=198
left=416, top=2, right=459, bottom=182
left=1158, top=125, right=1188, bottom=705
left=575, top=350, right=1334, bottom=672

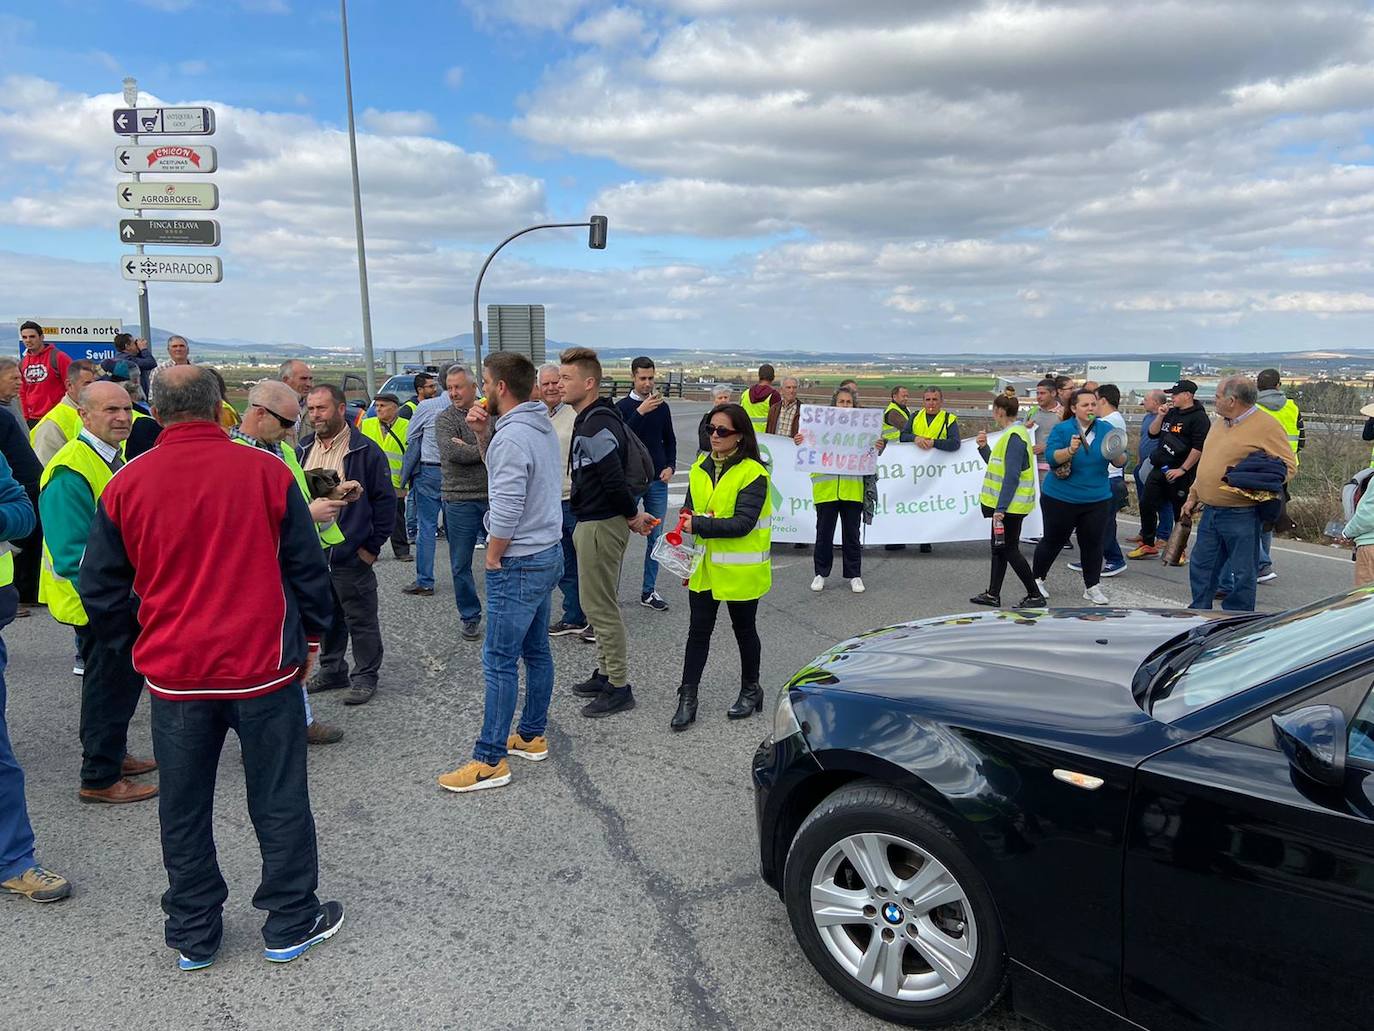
left=969, top=393, right=1044, bottom=608
left=809, top=386, right=885, bottom=595
left=672, top=402, right=772, bottom=731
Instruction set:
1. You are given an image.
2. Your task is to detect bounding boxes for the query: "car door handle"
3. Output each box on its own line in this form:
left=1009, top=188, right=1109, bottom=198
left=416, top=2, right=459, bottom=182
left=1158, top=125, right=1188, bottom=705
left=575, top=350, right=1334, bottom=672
left=1053, top=769, right=1105, bottom=791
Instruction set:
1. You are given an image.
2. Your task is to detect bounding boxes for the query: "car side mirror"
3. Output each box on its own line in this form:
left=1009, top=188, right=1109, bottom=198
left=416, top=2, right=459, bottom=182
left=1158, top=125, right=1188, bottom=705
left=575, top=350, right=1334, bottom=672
left=1272, top=705, right=1347, bottom=788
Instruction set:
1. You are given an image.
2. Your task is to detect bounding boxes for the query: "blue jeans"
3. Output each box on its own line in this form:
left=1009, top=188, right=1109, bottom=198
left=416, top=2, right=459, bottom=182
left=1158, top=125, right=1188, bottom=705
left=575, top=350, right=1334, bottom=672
left=639, top=478, right=668, bottom=596
left=1219, top=530, right=1273, bottom=591
left=473, top=545, right=562, bottom=765
left=1135, top=462, right=1173, bottom=540
left=558, top=500, right=585, bottom=625
left=413, top=466, right=443, bottom=588
left=405, top=490, right=417, bottom=542
left=445, top=499, right=488, bottom=623
left=0, top=624, right=38, bottom=882
left=1103, top=478, right=1128, bottom=565
left=1189, top=506, right=1262, bottom=611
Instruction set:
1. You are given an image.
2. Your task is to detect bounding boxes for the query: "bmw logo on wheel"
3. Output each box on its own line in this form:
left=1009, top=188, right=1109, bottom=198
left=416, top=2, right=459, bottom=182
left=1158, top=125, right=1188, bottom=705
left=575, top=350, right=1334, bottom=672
left=881, top=902, right=904, bottom=925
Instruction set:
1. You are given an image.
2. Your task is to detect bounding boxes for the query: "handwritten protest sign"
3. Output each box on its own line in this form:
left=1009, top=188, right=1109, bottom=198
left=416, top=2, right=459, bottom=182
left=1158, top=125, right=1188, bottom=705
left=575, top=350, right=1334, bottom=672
left=794, top=404, right=884, bottom=475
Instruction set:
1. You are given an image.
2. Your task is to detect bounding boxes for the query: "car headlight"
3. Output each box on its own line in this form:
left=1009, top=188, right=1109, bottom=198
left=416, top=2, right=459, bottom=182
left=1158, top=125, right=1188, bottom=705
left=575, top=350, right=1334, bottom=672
left=771, top=687, right=803, bottom=745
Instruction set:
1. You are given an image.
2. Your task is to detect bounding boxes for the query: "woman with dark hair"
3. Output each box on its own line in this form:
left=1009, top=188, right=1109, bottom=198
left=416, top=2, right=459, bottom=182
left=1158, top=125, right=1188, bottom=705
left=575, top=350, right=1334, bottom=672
left=809, top=386, right=883, bottom=594
left=672, top=402, right=772, bottom=730
left=1032, top=388, right=1126, bottom=605
left=970, top=393, right=1043, bottom=607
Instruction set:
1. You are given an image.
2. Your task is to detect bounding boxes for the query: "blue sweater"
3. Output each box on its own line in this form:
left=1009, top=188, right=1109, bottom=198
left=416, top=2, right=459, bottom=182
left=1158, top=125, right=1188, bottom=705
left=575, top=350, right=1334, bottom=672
left=616, top=395, right=677, bottom=474
left=1042, top=418, right=1113, bottom=504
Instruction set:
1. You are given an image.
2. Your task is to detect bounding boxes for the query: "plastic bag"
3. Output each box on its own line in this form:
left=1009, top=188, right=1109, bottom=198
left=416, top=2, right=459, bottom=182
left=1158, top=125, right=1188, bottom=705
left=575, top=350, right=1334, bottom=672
left=652, top=535, right=704, bottom=579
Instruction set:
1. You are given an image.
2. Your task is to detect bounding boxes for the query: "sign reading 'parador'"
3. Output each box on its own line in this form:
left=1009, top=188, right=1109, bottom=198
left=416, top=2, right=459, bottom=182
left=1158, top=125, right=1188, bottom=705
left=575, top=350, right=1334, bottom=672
left=121, top=255, right=223, bottom=283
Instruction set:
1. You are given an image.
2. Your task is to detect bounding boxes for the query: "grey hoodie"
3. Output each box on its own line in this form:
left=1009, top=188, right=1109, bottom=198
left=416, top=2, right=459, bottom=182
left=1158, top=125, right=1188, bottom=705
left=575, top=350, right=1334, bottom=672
left=484, top=400, right=562, bottom=558
left=1257, top=388, right=1286, bottom=412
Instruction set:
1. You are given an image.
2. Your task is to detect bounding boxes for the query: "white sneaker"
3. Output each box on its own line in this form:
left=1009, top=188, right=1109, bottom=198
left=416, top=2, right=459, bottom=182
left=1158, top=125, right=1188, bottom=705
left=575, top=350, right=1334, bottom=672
left=850, top=577, right=865, bottom=594
left=810, top=575, right=825, bottom=592
left=1034, top=578, right=1050, bottom=600
left=1083, top=584, right=1109, bottom=605
left=1256, top=568, right=1278, bottom=584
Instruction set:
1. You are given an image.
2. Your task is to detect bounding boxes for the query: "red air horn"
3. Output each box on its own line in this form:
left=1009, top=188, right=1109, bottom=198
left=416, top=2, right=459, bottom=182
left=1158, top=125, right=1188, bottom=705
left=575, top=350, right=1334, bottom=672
left=665, top=511, right=690, bottom=546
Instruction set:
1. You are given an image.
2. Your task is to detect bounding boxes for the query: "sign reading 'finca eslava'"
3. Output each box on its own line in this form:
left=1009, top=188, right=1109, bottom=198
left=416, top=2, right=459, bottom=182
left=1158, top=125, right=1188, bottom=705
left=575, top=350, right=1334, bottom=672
left=118, top=218, right=221, bottom=246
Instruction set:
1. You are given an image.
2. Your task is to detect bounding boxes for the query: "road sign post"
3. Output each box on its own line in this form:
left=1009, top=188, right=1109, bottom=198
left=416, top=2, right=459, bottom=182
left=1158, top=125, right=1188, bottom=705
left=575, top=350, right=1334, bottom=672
left=112, top=107, right=215, bottom=135
left=115, top=144, right=217, bottom=173
left=117, top=182, right=219, bottom=210
left=118, top=218, right=220, bottom=246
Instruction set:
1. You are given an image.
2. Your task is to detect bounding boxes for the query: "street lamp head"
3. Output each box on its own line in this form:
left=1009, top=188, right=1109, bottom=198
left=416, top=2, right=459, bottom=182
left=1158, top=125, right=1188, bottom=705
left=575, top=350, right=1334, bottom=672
left=122, top=77, right=138, bottom=107
left=588, top=215, right=608, bottom=250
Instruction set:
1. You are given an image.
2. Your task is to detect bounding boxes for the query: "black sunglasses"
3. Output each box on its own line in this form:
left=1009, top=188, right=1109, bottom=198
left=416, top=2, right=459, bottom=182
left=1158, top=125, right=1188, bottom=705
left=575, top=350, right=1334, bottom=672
left=708, top=425, right=740, bottom=438
left=252, top=403, right=295, bottom=430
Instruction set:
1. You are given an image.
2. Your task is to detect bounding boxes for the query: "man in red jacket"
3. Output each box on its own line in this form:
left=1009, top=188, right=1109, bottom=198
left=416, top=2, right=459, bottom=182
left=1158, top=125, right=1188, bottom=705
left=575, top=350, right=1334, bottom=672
left=18, top=321, right=71, bottom=426
left=79, top=365, right=343, bottom=971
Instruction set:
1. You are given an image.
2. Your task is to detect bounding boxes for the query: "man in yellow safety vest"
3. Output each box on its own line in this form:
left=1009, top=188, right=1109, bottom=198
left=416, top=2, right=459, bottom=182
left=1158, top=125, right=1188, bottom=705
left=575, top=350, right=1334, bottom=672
left=29, top=360, right=98, bottom=468
left=740, top=363, right=781, bottom=434
left=882, top=385, right=911, bottom=442
left=358, top=393, right=411, bottom=562
left=37, top=381, right=158, bottom=805
left=900, top=386, right=962, bottom=552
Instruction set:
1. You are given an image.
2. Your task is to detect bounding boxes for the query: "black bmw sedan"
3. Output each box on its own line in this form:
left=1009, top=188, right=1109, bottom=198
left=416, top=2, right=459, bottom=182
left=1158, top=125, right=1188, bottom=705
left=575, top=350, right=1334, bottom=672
left=753, top=591, right=1374, bottom=1030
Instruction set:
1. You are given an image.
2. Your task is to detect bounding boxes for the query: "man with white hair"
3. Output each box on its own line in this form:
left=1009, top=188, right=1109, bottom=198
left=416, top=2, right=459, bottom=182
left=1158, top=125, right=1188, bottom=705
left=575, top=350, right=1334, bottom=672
left=279, top=360, right=314, bottom=438
left=231, top=380, right=348, bottom=745
left=766, top=377, right=801, bottom=438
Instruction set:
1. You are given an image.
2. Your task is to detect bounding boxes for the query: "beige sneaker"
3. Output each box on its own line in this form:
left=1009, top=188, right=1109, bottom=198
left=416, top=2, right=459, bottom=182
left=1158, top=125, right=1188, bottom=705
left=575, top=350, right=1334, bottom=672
left=1, top=864, right=71, bottom=903
left=438, top=759, right=511, bottom=793
left=507, top=733, right=548, bottom=762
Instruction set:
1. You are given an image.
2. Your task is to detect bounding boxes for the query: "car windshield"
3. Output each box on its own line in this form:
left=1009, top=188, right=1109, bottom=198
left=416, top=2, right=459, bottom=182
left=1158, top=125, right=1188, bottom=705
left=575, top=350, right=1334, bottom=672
left=1151, top=588, right=1374, bottom=723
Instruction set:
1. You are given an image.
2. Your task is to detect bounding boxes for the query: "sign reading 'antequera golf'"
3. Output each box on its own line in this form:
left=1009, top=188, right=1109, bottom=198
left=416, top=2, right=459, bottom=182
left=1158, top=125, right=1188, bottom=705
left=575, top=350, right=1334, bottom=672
left=121, top=254, right=223, bottom=283
left=112, top=106, right=215, bottom=135
left=118, top=218, right=220, bottom=247
left=115, top=144, right=217, bottom=173
left=117, top=181, right=219, bottom=210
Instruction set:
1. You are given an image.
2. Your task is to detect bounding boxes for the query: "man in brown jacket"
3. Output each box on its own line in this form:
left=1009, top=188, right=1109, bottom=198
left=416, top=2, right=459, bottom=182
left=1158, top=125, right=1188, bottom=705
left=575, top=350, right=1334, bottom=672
left=1182, top=376, right=1295, bottom=612
left=764, top=376, right=801, bottom=437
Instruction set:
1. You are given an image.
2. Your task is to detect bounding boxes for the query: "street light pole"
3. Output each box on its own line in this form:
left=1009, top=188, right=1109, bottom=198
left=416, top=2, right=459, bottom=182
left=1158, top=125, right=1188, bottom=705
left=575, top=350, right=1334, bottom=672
left=340, top=0, right=377, bottom=394
left=472, top=216, right=607, bottom=369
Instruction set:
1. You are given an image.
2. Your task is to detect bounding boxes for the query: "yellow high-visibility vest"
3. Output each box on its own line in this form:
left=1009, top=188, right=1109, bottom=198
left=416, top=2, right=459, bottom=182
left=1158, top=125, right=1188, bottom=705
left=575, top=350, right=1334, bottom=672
left=910, top=409, right=956, bottom=441
left=882, top=402, right=909, bottom=442
left=230, top=436, right=344, bottom=547
left=1263, top=399, right=1301, bottom=467
left=740, top=391, right=772, bottom=434
left=37, top=439, right=116, bottom=626
left=687, top=455, right=772, bottom=601
left=978, top=424, right=1036, bottom=515
left=29, top=400, right=81, bottom=450
left=359, top=416, right=409, bottom=488
left=811, top=473, right=864, bottom=505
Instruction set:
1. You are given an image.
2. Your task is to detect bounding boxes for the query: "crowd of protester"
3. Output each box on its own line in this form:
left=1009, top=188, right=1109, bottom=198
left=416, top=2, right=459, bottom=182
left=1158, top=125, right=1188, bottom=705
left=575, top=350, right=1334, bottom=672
left=0, top=323, right=1333, bottom=975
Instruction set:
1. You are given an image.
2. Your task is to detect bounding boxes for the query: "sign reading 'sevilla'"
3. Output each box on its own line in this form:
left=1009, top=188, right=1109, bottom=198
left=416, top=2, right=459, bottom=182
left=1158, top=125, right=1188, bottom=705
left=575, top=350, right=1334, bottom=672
left=115, top=144, right=217, bottom=174
left=117, top=182, right=219, bottom=211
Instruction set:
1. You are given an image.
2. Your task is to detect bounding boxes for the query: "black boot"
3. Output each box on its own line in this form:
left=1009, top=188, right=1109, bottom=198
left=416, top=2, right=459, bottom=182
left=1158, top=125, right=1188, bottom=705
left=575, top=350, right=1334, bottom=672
left=727, top=682, right=764, bottom=719
left=670, top=684, right=699, bottom=731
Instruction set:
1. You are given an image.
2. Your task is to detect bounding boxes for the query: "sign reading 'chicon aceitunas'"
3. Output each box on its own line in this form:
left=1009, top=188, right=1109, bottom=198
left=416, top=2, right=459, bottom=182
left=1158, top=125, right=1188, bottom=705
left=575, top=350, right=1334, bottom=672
left=115, top=144, right=217, bottom=174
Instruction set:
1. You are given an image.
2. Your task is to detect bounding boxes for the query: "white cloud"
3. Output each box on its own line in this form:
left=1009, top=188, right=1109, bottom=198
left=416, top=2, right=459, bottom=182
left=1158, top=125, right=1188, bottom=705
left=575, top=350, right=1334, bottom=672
left=571, top=7, right=652, bottom=49
left=178, top=59, right=209, bottom=76
left=444, top=66, right=464, bottom=90
left=360, top=108, right=440, bottom=136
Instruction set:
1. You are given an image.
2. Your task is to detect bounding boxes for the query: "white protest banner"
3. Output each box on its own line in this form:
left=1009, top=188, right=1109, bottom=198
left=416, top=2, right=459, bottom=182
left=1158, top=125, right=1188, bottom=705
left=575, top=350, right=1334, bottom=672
left=794, top=404, right=884, bottom=475
left=758, top=427, right=1042, bottom=546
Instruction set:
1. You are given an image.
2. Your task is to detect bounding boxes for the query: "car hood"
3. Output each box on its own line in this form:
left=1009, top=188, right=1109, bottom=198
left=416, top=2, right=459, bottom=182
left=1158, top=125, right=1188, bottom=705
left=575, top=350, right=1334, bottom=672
left=797, top=607, right=1229, bottom=739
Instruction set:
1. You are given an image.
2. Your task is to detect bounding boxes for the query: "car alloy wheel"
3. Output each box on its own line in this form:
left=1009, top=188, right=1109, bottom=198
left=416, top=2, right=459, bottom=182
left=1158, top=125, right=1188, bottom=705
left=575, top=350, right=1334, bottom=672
left=809, top=832, right=978, bottom=1002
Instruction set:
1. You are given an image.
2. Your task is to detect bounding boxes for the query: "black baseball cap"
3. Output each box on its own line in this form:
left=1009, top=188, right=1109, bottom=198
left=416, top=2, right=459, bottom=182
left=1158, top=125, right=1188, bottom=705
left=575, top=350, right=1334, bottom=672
left=1168, top=380, right=1199, bottom=395
left=374, top=392, right=400, bottom=404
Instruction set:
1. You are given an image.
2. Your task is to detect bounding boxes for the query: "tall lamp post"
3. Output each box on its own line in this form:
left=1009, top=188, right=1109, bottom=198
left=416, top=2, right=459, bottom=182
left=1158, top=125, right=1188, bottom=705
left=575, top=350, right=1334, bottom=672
left=340, top=0, right=377, bottom=394
left=472, top=215, right=607, bottom=369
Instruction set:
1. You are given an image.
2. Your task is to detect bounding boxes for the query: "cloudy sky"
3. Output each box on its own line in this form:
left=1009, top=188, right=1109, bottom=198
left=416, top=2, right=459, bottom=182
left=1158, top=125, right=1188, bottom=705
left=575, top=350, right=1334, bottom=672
left=3, top=1, right=1374, bottom=355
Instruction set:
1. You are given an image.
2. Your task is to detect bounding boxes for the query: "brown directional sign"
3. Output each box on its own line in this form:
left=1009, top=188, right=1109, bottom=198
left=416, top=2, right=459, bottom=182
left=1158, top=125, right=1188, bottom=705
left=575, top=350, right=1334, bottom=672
left=118, top=218, right=220, bottom=247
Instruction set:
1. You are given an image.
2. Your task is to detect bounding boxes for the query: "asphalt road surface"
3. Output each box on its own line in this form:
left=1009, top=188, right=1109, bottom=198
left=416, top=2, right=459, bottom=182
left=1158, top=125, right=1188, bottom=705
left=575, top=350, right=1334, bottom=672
left=1, top=401, right=1354, bottom=1031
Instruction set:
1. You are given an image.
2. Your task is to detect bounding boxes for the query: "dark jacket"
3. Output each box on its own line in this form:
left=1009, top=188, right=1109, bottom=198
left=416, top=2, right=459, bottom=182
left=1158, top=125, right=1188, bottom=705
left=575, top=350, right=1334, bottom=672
left=683, top=451, right=767, bottom=539
left=1223, top=451, right=1289, bottom=494
left=0, top=408, right=41, bottom=491
left=616, top=395, right=677, bottom=475
left=297, top=423, right=397, bottom=563
left=125, top=414, right=163, bottom=460
left=570, top=398, right=638, bottom=521
left=1149, top=401, right=1210, bottom=468
left=81, top=421, right=332, bottom=701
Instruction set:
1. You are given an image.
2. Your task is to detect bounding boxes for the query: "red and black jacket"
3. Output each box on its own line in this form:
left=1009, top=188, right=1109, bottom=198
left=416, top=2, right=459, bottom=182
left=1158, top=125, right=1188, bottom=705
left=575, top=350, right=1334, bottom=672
left=80, top=421, right=333, bottom=702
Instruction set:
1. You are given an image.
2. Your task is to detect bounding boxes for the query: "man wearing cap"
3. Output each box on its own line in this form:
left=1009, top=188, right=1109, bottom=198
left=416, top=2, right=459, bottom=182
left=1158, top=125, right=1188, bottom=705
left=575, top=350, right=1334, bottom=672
left=1128, top=380, right=1210, bottom=559
left=358, top=393, right=411, bottom=562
